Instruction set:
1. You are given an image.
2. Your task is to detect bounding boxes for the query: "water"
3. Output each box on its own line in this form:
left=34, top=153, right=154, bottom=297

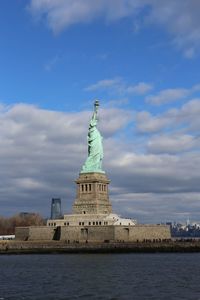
left=1, top=253, right=200, bottom=300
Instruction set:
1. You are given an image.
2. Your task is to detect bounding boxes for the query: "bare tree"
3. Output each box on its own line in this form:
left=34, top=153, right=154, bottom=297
left=0, top=213, right=45, bottom=235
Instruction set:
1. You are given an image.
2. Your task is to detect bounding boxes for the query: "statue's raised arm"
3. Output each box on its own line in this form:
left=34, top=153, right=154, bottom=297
left=89, top=100, right=99, bottom=127
left=81, top=100, right=104, bottom=174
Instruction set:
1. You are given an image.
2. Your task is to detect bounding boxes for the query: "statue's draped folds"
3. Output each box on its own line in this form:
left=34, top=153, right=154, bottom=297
left=81, top=100, right=104, bottom=173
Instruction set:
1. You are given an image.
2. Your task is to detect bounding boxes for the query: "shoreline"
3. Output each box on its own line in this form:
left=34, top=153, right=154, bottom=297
left=1, top=240, right=200, bottom=254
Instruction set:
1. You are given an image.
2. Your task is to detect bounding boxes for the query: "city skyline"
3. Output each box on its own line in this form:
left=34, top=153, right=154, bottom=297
left=0, top=1, right=200, bottom=223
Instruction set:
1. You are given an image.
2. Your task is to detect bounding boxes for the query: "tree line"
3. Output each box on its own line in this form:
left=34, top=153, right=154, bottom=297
left=0, top=213, right=45, bottom=235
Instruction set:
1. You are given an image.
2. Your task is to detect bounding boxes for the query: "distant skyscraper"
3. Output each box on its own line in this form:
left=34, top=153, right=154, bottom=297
left=51, top=198, right=62, bottom=219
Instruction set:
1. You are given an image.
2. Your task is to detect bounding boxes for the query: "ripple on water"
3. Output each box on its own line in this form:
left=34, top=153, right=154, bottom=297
left=0, top=253, right=200, bottom=300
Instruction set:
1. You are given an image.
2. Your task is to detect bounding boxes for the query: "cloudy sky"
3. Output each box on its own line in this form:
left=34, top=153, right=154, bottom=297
left=0, top=0, right=200, bottom=223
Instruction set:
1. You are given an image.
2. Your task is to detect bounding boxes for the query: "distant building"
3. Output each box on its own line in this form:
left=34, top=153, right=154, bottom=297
left=51, top=198, right=62, bottom=220
left=170, top=221, right=200, bottom=238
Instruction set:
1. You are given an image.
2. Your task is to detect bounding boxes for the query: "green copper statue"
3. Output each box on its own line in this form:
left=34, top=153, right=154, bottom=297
left=81, top=100, right=104, bottom=173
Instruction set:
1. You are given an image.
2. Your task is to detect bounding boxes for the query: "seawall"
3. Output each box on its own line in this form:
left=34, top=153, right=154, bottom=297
left=1, top=240, right=200, bottom=254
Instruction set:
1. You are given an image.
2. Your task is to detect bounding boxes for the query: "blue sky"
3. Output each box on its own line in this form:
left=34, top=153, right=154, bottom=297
left=0, top=0, right=200, bottom=223
left=1, top=0, right=200, bottom=111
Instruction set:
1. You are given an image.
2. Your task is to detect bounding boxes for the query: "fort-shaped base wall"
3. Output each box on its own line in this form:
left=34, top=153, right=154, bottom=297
left=15, top=224, right=171, bottom=242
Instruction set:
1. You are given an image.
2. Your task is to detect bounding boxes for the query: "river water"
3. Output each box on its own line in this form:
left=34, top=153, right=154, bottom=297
left=0, top=253, right=200, bottom=300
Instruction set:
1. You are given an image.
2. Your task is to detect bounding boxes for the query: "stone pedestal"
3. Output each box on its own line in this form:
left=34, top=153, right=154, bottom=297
left=72, top=172, right=112, bottom=215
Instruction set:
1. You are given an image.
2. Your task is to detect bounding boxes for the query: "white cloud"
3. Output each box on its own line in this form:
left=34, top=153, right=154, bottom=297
left=28, top=0, right=142, bottom=33
left=1, top=102, right=200, bottom=223
left=99, top=108, right=133, bottom=136
left=136, top=111, right=170, bottom=133
left=126, top=82, right=153, bottom=95
left=168, top=98, right=200, bottom=133
left=85, top=77, right=122, bottom=92
left=147, top=134, right=197, bottom=154
left=145, top=0, right=200, bottom=58
left=29, top=0, right=200, bottom=56
left=85, top=77, right=153, bottom=96
left=145, top=82, right=200, bottom=106
left=146, top=88, right=189, bottom=105
left=136, top=98, right=200, bottom=133
left=112, top=192, right=200, bottom=223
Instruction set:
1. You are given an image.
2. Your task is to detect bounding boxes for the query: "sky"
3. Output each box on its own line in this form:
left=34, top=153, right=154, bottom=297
left=0, top=0, right=200, bottom=223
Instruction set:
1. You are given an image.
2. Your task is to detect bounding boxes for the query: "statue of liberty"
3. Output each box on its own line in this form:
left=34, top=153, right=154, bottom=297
left=81, top=100, right=104, bottom=173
